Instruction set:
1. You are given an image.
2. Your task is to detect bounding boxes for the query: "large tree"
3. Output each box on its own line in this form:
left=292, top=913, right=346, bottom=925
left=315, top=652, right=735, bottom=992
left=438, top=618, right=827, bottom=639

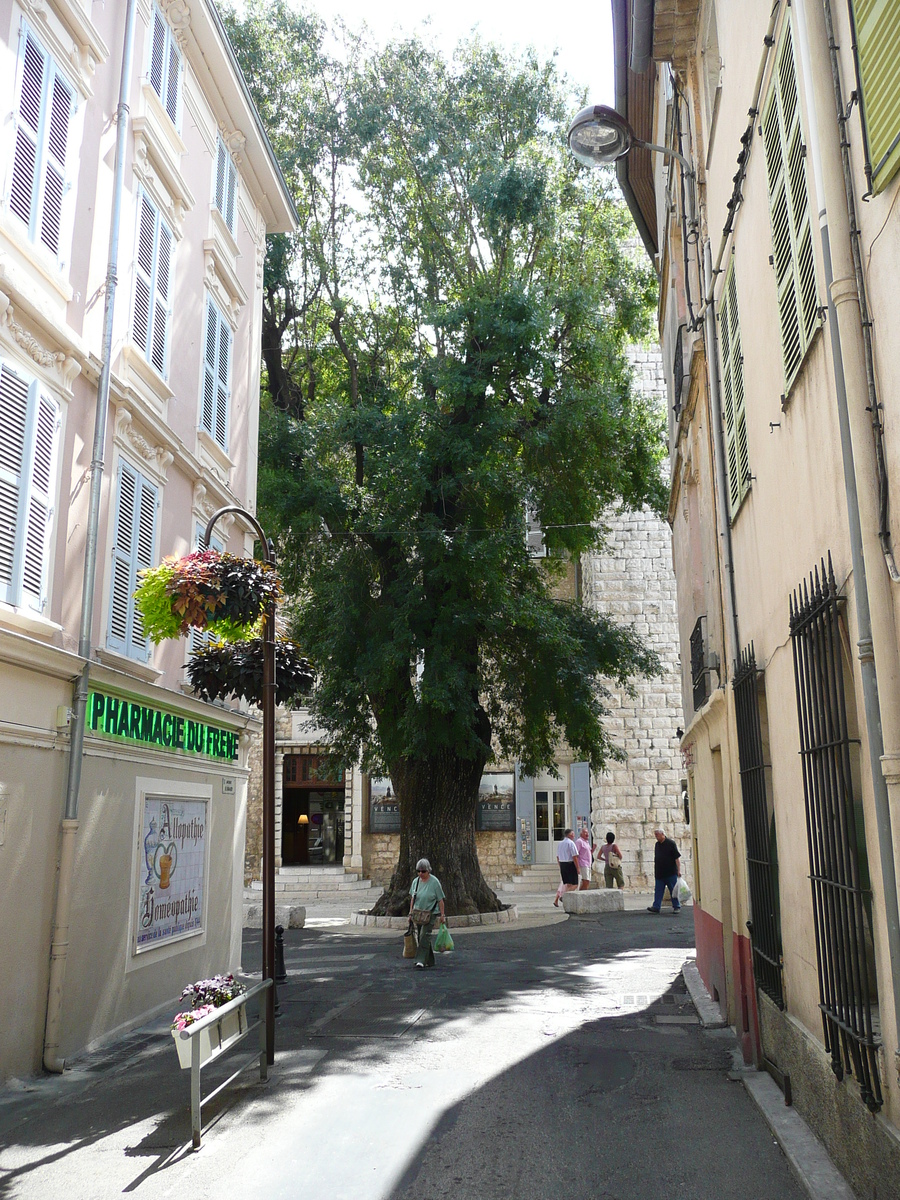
left=223, top=4, right=666, bottom=915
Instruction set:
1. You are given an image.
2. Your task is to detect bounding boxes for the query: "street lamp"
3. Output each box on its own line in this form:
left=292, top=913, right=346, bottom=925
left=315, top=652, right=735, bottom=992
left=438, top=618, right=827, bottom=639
left=203, top=505, right=277, bottom=1066
left=567, top=104, right=694, bottom=175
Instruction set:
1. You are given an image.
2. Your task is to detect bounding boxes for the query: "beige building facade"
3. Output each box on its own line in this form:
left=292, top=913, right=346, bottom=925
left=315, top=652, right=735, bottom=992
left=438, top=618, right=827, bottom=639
left=612, top=0, right=900, bottom=1185
left=0, top=0, right=294, bottom=1080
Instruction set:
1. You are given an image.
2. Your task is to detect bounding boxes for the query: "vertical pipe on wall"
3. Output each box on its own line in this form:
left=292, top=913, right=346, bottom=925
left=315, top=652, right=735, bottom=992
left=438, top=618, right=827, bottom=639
left=792, top=0, right=900, bottom=1078
left=43, top=0, right=139, bottom=1074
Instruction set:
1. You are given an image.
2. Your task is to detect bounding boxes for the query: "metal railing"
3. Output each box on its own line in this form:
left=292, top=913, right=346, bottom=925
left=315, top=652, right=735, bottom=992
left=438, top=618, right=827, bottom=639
left=174, top=978, right=273, bottom=1147
left=733, top=645, right=784, bottom=1007
left=789, top=556, right=882, bottom=1112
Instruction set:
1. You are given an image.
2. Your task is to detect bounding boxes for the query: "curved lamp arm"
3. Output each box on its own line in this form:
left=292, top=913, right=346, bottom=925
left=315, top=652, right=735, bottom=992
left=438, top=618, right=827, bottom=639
left=202, top=505, right=276, bottom=567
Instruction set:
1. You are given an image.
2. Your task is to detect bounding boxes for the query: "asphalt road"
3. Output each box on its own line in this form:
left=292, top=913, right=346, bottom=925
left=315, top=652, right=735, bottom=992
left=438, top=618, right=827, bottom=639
left=0, top=911, right=804, bottom=1200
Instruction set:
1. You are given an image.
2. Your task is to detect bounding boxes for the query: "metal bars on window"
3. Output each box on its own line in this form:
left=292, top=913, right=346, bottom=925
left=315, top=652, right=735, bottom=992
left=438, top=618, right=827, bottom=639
left=789, top=555, right=882, bottom=1112
left=733, top=645, right=784, bottom=1007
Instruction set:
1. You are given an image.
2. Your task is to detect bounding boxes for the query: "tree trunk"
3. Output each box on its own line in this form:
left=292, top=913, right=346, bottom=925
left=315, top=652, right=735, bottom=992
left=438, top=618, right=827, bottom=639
left=369, top=747, right=502, bottom=916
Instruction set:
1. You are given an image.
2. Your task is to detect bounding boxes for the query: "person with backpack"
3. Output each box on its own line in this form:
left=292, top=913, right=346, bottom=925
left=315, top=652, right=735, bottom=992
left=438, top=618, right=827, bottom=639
left=596, top=831, right=625, bottom=889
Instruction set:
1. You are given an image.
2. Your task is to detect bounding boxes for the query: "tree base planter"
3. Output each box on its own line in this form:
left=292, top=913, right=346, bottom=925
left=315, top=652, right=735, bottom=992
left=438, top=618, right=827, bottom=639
left=350, top=905, right=518, bottom=929
left=171, top=979, right=272, bottom=1148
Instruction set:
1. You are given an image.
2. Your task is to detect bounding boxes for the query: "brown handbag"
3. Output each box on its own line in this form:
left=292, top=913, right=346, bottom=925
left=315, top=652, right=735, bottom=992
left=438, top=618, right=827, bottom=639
left=403, top=922, right=417, bottom=958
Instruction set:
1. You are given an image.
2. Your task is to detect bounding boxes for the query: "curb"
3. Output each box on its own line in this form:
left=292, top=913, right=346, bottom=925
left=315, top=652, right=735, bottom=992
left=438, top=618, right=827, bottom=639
left=682, top=958, right=727, bottom=1028
left=743, top=1072, right=856, bottom=1200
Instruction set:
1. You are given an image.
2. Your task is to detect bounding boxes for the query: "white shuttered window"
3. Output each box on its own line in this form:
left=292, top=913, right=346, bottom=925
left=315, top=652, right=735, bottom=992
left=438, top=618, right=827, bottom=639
left=719, top=261, right=750, bottom=519
left=201, top=298, right=232, bottom=452
left=8, top=26, right=75, bottom=260
left=215, top=137, right=238, bottom=234
left=762, top=22, right=819, bottom=392
left=132, top=191, right=174, bottom=377
left=148, top=5, right=182, bottom=127
left=0, top=359, right=60, bottom=611
left=108, top=461, right=158, bottom=662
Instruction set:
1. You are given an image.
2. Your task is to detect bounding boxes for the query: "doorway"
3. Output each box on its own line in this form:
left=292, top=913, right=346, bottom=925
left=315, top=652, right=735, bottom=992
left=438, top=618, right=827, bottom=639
left=534, top=786, right=568, bottom=864
left=281, top=755, right=346, bottom=866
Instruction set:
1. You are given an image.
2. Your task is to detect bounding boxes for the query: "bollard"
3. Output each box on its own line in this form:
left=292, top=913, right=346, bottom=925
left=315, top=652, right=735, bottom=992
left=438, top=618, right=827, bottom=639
left=275, top=924, right=287, bottom=984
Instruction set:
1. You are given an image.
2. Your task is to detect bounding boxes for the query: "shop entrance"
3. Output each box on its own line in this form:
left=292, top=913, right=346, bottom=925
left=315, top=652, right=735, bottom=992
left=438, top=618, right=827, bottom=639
left=534, top=786, right=568, bottom=865
left=281, top=755, right=346, bottom=866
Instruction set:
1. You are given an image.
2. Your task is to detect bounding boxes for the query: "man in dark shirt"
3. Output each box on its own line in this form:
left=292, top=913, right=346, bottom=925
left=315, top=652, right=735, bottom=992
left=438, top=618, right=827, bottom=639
left=647, top=828, right=682, bottom=914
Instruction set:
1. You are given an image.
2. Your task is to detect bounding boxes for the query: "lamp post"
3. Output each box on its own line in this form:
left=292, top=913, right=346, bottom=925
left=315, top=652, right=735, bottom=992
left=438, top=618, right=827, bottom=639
left=566, top=104, right=694, bottom=174
left=203, top=505, right=277, bottom=1065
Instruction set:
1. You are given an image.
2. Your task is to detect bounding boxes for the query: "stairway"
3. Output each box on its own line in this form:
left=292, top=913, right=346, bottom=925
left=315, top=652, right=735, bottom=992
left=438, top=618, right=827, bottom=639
left=492, top=864, right=563, bottom=895
left=244, top=866, right=383, bottom=906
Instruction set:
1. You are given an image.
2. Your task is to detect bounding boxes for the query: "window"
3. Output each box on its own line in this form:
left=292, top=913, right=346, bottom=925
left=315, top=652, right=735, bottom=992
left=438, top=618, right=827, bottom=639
left=215, top=137, right=238, bottom=234
left=189, top=522, right=224, bottom=655
left=852, top=0, right=900, bottom=193
left=0, top=360, right=59, bottom=612
left=201, top=298, right=232, bottom=452
left=133, top=190, right=173, bottom=377
left=718, top=261, right=749, bottom=517
left=148, top=4, right=181, bottom=127
left=108, top=460, right=158, bottom=662
left=8, top=26, right=75, bottom=260
left=790, top=556, right=881, bottom=1112
left=762, top=21, right=819, bottom=391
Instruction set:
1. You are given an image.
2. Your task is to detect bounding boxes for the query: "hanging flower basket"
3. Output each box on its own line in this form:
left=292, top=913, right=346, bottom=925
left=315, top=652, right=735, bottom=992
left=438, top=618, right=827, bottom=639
left=135, top=550, right=282, bottom=644
left=187, top=638, right=315, bottom=707
left=170, top=974, right=247, bottom=1069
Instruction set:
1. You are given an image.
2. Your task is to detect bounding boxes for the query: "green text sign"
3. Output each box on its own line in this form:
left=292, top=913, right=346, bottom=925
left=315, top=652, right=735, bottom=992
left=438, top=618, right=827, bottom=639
left=88, top=691, right=239, bottom=761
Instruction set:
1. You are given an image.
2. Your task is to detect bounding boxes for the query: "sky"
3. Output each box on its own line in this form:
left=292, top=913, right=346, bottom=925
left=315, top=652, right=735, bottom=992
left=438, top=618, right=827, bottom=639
left=296, top=0, right=615, bottom=107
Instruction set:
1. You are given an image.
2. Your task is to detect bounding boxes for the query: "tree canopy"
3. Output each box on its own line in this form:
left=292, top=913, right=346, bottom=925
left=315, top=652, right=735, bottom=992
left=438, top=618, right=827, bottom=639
left=222, top=1, right=665, bottom=912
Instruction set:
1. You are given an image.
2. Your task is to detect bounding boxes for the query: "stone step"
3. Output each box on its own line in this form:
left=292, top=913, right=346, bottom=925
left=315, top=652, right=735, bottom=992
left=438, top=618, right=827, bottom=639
left=276, top=868, right=360, bottom=882
left=249, top=876, right=373, bottom=892
left=244, top=886, right=383, bottom=902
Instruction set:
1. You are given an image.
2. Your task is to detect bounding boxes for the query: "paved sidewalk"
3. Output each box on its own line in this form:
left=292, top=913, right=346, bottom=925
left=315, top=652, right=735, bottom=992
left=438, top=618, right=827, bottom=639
left=0, top=895, right=810, bottom=1200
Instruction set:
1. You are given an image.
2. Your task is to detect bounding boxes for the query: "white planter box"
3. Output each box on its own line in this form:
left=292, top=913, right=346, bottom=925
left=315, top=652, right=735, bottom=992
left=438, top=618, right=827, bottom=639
left=172, top=1004, right=246, bottom=1069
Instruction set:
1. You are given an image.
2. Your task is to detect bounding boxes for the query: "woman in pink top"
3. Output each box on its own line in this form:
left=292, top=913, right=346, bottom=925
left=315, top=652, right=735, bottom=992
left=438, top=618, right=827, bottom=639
left=575, top=827, right=595, bottom=890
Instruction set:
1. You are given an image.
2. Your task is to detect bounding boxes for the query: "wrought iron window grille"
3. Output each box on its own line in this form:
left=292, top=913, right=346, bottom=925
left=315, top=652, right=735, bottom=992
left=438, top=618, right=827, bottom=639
left=790, top=554, right=882, bottom=1112
left=690, top=615, right=718, bottom=713
left=733, top=645, right=784, bottom=1008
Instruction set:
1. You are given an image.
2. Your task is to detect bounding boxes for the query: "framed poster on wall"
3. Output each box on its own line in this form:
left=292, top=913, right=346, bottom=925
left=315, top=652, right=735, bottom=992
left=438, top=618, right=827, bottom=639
left=476, top=772, right=515, bottom=830
left=133, top=782, right=211, bottom=955
left=369, top=776, right=401, bottom=833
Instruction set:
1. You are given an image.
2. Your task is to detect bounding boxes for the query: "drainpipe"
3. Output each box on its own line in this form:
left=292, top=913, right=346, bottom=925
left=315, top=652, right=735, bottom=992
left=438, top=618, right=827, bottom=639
left=792, top=0, right=900, bottom=1072
left=43, top=0, right=139, bottom=1073
left=702, top=241, right=740, bottom=675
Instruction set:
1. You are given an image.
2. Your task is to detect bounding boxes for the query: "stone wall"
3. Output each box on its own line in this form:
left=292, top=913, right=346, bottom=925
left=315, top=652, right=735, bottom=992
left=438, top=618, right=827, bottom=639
left=363, top=830, right=519, bottom=890
left=244, top=709, right=292, bottom=884
left=582, top=346, right=690, bottom=890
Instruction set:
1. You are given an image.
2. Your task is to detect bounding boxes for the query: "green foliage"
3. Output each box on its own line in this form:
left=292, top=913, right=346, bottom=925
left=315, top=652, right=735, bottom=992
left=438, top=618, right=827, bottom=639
left=224, top=11, right=665, bottom=780
left=135, top=551, right=281, bottom=644
left=187, top=639, right=315, bottom=708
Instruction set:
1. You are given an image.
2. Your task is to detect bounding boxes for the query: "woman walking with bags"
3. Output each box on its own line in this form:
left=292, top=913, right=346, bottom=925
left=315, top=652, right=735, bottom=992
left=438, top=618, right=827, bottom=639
left=408, top=859, right=446, bottom=969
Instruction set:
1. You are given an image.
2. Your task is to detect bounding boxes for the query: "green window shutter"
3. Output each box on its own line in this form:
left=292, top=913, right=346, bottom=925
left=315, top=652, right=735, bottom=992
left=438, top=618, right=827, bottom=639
left=853, top=0, right=900, bottom=192
left=762, top=21, right=819, bottom=392
left=719, top=261, right=750, bottom=519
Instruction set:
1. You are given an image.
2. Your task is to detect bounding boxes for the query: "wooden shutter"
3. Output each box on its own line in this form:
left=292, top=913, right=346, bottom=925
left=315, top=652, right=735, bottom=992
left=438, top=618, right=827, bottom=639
left=151, top=220, right=172, bottom=375
left=165, top=36, right=181, bottom=125
left=108, top=461, right=157, bottom=660
left=9, top=31, right=44, bottom=231
left=762, top=22, right=819, bottom=392
left=202, top=299, right=231, bottom=450
left=133, top=193, right=156, bottom=354
left=853, top=0, right=900, bottom=192
left=20, top=392, right=58, bottom=609
left=39, top=70, right=73, bottom=256
left=0, top=364, right=30, bottom=597
left=719, top=261, right=749, bottom=518
left=216, top=315, right=231, bottom=449
left=215, top=139, right=238, bottom=234
left=149, top=9, right=166, bottom=98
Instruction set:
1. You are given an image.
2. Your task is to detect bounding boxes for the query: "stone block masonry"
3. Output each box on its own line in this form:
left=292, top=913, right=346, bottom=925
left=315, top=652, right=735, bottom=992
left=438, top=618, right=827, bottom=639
left=582, top=345, right=691, bottom=890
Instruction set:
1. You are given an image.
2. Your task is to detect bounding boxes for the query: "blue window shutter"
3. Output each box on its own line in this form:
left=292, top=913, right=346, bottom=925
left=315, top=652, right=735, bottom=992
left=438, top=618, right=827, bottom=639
left=570, top=762, right=592, bottom=833
left=128, top=473, right=157, bottom=660
left=0, top=363, right=31, bottom=602
left=108, top=461, right=137, bottom=654
left=19, top=389, right=59, bottom=611
left=515, top=767, right=534, bottom=865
